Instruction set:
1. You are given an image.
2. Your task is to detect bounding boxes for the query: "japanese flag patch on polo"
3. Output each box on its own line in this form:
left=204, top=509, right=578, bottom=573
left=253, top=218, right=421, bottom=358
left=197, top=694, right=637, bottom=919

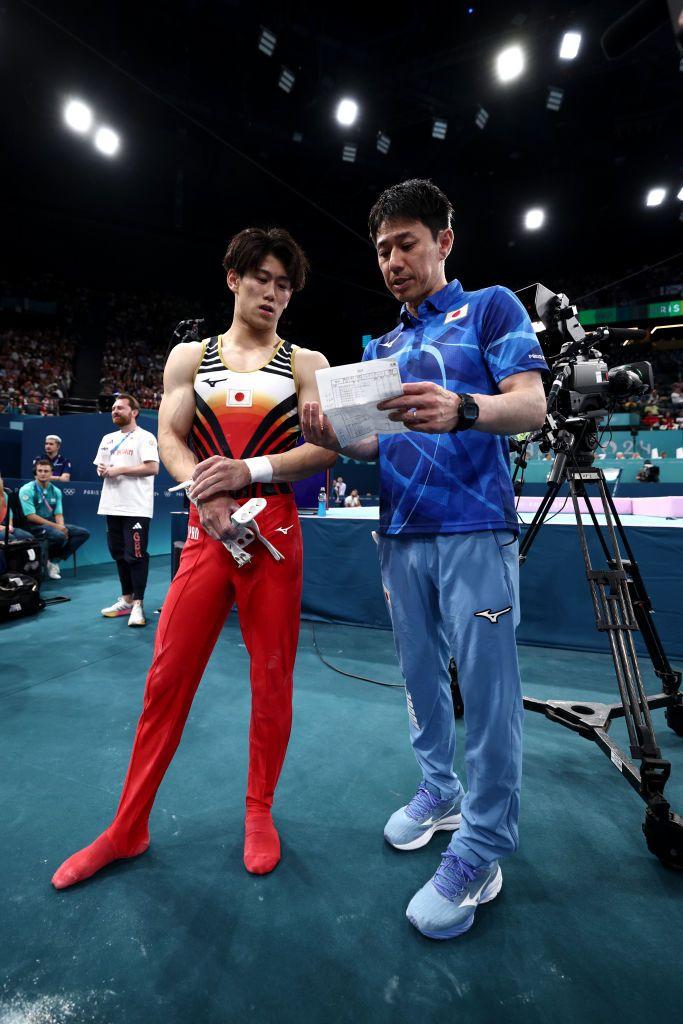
left=444, top=303, right=469, bottom=325
left=227, top=388, right=253, bottom=407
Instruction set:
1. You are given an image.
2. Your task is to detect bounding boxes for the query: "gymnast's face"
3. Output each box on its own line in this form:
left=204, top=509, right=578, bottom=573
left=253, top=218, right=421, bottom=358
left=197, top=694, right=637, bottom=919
left=375, top=218, right=453, bottom=310
left=227, top=254, right=293, bottom=334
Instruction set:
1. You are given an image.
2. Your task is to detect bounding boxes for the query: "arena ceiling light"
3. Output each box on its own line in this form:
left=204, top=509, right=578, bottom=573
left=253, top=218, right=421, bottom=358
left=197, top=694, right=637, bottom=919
left=677, top=186, right=683, bottom=201
left=559, top=31, right=582, bottom=60
left=432, top=118, right=448, bottom=140
left=645, top=187, right=666, bottom=207
left=336, top=98, right=359, bottom=126
left=475, top=107, right=489, bottom=130
left=278, top=68, right=295, bottom=93
left=376, top=132, right=391, bottom=155
left=524, top=208, right=545, bottom=230
left=496, top=45, right=525, bottom=83
left=94, top=126, right=120, bottom=157
left=342, top=143, right=357, bottom=163
left=258, top=27, right=276, bottom=57
left=546, top=87, right=564, bottom=111
left=63, top=98, right=93, bottom=134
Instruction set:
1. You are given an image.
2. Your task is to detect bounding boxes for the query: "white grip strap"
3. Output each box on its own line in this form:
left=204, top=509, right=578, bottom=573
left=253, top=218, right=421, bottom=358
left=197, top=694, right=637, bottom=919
left=244, top=456, right=273, bottom=484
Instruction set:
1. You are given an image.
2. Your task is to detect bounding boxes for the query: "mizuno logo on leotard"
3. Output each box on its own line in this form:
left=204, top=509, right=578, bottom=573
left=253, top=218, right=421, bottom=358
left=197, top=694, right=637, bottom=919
left=474, top=607, right=512, bottom=624
left=275, top=525, right=294, bottom=535
left=204, top=377, right=228, bottom=388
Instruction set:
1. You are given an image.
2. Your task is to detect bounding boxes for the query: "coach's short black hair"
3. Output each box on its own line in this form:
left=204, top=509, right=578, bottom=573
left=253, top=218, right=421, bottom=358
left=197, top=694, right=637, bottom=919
left=222, top=227, right=309, bottom=292
left=368, top=178, right=454, bottom=243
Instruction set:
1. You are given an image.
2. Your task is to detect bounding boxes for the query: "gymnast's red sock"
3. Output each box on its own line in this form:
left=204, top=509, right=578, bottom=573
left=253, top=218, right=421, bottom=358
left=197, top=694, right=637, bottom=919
left=51, top=829, right=150, bottom=890
left=243, top=810, right=280, bottom=875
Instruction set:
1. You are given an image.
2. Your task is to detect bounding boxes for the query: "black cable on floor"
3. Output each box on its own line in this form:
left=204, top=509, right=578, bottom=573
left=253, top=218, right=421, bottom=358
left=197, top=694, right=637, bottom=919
left=309, top=622, right=405, bottom=689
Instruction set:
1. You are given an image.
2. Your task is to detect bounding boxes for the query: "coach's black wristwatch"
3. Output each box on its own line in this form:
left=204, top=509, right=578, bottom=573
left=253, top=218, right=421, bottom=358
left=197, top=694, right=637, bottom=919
left=451, top=393, right=479, bottom=432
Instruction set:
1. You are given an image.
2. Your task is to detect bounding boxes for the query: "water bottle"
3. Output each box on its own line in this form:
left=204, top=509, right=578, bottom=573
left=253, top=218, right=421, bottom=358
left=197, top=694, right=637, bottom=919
left=317, top=487, right=327, bottom=517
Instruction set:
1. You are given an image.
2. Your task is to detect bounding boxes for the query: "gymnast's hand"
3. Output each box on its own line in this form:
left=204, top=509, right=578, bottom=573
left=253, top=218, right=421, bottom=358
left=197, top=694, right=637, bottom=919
left=301, top=402, right=342, bottom=452
left=196, top=494, right=241, bottom=541
left=190, top=455, right=251, bottom=501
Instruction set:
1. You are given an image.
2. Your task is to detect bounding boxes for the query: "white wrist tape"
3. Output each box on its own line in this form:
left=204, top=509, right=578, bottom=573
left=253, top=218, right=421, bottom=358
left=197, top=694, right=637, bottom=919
left=244, top=456, right=273, bottom=484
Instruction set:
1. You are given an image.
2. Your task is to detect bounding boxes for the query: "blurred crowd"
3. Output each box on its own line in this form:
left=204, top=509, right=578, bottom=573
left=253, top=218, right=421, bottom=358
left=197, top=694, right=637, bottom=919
left=0, top=264, right=681, bottom=418
left=99, top=290, right=218, bottom=408
left=0, top=327, right=76, bottom=415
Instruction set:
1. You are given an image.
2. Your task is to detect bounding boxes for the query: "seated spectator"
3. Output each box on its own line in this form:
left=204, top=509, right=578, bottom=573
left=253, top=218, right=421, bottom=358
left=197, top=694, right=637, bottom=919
left=636, top=460, right=660, bottom=483
left=0, top=471, right=34, bottom=543
left=32, top=434, right=72, bottom=481
left=19, top=459, right=89, bottom=579
left=344, top=489, right=361, bottom=508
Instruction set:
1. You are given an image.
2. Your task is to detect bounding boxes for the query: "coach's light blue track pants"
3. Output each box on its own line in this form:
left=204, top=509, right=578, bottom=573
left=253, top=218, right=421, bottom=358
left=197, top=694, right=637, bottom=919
left=378, top=529, right=524, bottom=868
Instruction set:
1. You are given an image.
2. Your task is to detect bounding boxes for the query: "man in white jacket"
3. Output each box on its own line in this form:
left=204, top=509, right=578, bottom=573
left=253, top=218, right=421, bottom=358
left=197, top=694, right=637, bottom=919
left=95, top=393, right=159, bottom=627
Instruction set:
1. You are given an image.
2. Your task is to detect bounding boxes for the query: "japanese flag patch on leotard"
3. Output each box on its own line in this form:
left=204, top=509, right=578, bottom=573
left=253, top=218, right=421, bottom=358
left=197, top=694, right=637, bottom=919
left=227, top=388, right=253, bottom=407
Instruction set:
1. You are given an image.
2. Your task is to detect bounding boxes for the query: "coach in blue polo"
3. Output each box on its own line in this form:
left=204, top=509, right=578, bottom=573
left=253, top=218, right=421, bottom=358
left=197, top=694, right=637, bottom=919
left=303, top=179, right=549, bottom=940
left=20, top=458, right=89, bottom=579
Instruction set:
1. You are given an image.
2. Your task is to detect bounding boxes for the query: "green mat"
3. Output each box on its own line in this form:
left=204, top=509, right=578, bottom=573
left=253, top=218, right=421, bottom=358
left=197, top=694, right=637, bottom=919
left=1, top=558, right=682, bottom=1023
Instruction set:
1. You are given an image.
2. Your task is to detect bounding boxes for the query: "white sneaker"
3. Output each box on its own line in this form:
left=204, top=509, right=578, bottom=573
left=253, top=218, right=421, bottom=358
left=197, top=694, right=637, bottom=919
left=101, top=596, right=134, bottom=618
left=128, top=601, right=146, bottom=627
left=47, top=560, right=62, bottom=580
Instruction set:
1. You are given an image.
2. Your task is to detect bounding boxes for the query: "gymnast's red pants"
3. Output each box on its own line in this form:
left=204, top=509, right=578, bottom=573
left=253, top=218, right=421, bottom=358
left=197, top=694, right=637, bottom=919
left=106, top=496, right=302, bottom=851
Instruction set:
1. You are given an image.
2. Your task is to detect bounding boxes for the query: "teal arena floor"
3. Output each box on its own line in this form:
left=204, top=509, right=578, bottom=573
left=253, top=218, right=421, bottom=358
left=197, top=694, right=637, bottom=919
left=2, top=556, right=682, bottom=1024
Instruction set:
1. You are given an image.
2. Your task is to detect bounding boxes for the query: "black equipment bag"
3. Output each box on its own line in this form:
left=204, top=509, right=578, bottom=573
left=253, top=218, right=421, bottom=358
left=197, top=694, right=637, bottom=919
left=0, top=538, right=44, bottom=581
left=0, top=572, right=45, bottom=622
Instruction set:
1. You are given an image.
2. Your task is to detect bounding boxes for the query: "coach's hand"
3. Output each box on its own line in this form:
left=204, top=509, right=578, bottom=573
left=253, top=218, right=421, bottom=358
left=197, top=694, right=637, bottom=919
left=196, top=494, right=241, bottom=541
left=378, top=382, right=460, bottom=433
left=190, top=455, right=251, bottom=501
left=301, top=402, right=342, bottom=451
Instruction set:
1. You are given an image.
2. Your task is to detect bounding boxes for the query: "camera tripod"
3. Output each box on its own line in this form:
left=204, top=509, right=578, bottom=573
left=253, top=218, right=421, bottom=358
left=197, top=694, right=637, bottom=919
left=512, top=412, right=683, bottom=868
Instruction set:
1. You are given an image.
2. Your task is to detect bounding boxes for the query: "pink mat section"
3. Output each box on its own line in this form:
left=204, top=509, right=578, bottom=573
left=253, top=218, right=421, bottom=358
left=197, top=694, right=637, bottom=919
left=631, top=497, right=683, bottom=518
left=516, top=496, right=633, bottom=515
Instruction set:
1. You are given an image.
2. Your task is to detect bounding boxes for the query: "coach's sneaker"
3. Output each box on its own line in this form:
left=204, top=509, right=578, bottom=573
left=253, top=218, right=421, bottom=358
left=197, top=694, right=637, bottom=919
left=101, top=596, right=133, bottom=618
left=384, top=783, right=462, bottom=850
left=406, top=852, right=502, bottom=940
left=128, top=601, right=146, bottom=627
left=46, top=560, right=62, bottom=580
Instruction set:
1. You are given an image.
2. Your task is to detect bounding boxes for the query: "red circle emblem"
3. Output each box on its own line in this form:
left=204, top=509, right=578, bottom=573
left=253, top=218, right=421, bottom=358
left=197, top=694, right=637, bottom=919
left=235, top=392, right=244, bottom=402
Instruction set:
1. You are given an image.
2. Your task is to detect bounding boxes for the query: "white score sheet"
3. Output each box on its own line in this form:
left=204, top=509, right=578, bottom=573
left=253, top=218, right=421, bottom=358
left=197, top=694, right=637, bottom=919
left=315, top=359, right=408, bottom=448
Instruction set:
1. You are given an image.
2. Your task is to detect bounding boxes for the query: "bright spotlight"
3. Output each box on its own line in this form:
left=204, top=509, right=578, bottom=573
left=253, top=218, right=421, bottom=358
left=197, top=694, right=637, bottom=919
left=94, top=126, right=120, bottom=157
left=559, top=32, right=582, bottom=60
left=496, top=45, right=524, bottom=83
left=63, top=99, right=92, bottom=134
left=677, top=186, right=683, bottom=201
left=336, top=98, right=358, bottom=126
left=646, top=188, right=666, bottom=207
left=524, top=208, right=545, bottom=230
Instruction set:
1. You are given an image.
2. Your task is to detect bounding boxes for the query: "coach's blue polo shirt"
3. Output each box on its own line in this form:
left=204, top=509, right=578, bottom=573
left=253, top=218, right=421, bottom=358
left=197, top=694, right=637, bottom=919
left=362, top=279, right=548, bottom=536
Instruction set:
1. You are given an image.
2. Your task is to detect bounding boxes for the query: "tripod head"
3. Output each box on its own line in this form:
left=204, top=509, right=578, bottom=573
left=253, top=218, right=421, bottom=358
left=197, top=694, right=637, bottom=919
left=515, top=283, right=653, bottom=419
left=165, top=318, right=206, bottom=361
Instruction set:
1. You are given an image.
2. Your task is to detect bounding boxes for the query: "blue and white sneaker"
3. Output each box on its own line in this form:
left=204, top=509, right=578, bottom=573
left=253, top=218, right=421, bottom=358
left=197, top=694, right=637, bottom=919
left=384, top=783, right=462, bottom=851
left=406, top=852, right=502, bottom=939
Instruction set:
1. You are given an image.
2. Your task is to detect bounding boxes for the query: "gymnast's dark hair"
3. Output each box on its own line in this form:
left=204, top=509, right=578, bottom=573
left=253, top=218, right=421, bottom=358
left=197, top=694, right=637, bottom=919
left=368, top=179, right=454, bottom=244
left=222, top=227, right=309, bottom=292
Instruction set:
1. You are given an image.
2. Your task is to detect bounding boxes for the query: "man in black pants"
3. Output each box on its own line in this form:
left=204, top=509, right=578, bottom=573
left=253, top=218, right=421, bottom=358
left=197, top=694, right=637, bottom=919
left=94, top=393, right=159, bottom=627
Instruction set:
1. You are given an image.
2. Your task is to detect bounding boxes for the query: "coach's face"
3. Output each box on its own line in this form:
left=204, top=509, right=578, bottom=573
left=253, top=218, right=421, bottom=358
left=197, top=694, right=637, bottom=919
left=111, top=398, right=136, bottom=428
left=375, top=218, right=453, bottom=309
